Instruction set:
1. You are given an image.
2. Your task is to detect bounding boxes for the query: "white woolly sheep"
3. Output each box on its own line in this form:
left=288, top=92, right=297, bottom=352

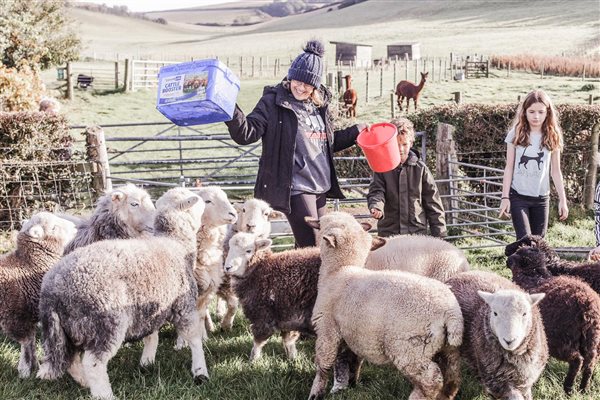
left=37, top=188, right=208, bottom=400
left=63, top=184, right=155, bottom=255
left=365, top=234, right=469, bottom=282
left=224, top=232, right=320, bottom=361
left=306, top=212, right=464, bottom=400
left=0, top=212, right=76, bottom=378
left=446, top=270, right=548, bottom=400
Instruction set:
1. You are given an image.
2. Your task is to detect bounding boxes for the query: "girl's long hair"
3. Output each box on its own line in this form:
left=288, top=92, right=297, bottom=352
left=282, top=79, right=325, bottom=107
left=511, top=89, right=563, bottom=151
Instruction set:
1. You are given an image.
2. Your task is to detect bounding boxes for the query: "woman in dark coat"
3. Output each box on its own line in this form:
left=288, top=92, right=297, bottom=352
left=225, top=39, right=365, bottom=247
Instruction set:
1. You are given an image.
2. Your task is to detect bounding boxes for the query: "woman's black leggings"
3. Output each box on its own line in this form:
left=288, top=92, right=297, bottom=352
left=509, top=189, right=549, bottom=240
left=285, top=193, right=328, bottom=248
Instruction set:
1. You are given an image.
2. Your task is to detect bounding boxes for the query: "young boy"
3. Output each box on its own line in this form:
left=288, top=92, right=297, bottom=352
left=367, top=117, right=447, bottom=237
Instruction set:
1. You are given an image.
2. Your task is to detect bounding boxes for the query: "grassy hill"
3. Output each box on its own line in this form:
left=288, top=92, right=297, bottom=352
left=69, top=0, right=600, bottom=61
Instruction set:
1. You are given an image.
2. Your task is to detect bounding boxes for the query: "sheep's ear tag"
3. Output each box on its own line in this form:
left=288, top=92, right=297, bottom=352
left=529, top=293, right=545, bottom=306
left=371, top=236, right=387, bottom=251
left=111, top=191, right=125, bottom=203
left=305, top=217, right=320, bottom=230
left=28, top=225, right=44, bottom=239
left=323, top=234, right=336, bottom=248
left=360, top=221, right=372, bottom=231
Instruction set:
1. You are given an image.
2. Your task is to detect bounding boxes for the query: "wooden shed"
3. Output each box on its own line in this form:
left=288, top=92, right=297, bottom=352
left=330, top=41, right=372, bottom=67
left=387, top=43, right=421, bottom=61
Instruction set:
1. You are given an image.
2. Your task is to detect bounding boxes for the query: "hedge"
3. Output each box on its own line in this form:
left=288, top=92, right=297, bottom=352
left=337, top=104, right=600, bottom=205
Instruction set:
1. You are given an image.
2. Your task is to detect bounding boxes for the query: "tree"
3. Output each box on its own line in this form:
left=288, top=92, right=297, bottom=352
left=0, top=0, right=80, bottom=70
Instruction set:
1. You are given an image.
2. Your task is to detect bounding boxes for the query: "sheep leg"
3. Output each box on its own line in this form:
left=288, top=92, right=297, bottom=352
left=281, top=331, right=300, bottom=360
left=308, top=324, right=342, bottom=400
left=400, top=359, right=444, bottom=400
left=140, top=331, right=159, bottom=367
left=578, top=351, right=597, bottom=392
left=331, top=343, right=362, bottom=393
left=67, top=352, right=88, bottom=387
left=434, top=347, right=461, bottom=400
left=220, top=293, right=238, bottom=331
left=398, top=96, right=404, bottom=111
left=216, top=296, right=227, bottom=319
left=250, top=337, right=269, bottom=362
left=564, top=354, right=583, bottom=394
left=17, top=334, right=37, bottom=378
left=205, top=313, right=215, bottom=334
left=176, top=313, right=209, bottom=384
left=82, top=352, right=116, bottom=400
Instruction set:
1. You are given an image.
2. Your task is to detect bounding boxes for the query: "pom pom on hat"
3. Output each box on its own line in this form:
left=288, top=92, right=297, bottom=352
left=288, top=39, right=325, bottom=88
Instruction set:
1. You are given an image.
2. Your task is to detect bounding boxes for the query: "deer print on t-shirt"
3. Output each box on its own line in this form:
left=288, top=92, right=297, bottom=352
left=518, top=148, right=545, bottom=170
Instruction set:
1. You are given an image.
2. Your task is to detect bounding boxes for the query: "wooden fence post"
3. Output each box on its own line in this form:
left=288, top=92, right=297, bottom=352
left=390, top=93, right=395, bottom=119
left=337, top=70, right=343, bottom=94
left=436, top=123, right=458, bottom=223
left=365, top=71, right=369, bottom=104
left=66, top=62, right=73, bottom=100
left=584, top=122, right=600, bottom=209
left=85, top=125, right=112, bottom=199
left=114, top=61, right=119, bottom=89
left=453, top=91, right=462, bottom=104
left=589, top=94, right=594, bottom=105
left=379, top=66, right=383, bottom=97
left=123, top=59, right=130, bottom=92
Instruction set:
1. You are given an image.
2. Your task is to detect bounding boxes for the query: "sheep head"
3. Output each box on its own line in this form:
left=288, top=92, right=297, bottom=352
left=478, top=289, right=545, bottom=351
left=107, top=184, right=155, bottom=235
left=223, top=232, right=271, bottom=276
left=506, top=245, right=553, bottom=281
left=234, top=199, right=284, bottom=236
left=504, top=235, right=556, bottom=262
left=193, top=186, right=237, bottom=227
left=305, top=212, right=382, bottom=270
left=154, top=189, right=205, bottom=238
left=19, top=212, right=77, bottom=253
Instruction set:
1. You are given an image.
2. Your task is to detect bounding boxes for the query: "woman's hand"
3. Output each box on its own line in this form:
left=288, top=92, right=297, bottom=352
left=558, top=199, right=569, bottom=221
left=370, top=208, right=383, bottom=219
left=588, top=245, right=600, bottom=261
left=498, top=198, right=511, bottom=219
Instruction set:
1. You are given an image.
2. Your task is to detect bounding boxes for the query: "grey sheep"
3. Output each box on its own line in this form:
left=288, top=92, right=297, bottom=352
left=37, top=188, right=208, bottom=400
left=507, top=245, right=600, bottom=394
left=63, top=184, right=155, bottom=255
left=446, top=270, right=548, bottom=400
left=0, top=212, right=76, bottom=378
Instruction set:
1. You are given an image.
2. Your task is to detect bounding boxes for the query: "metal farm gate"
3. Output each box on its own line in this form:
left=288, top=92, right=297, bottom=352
left=70, top=122, right=514, bottom=249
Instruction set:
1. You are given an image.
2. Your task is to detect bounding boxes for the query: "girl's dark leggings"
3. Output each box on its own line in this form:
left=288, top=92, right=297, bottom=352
left=509, top=189, right=549, bottom=240
left=285, top=193, right=328, bottom=248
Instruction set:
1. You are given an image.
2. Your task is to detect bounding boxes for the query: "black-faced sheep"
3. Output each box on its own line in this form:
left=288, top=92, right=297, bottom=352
left=0, top=212, right=76, bottom=378
left=365, top=234, right=469, bottom=282
left=446, top=270, right=548, bottom=400
left=505, top=234, right=600, bottom=295
left=507, top=245, right=600, bottom=394
left=63, top=184, right=155, bottom=255
left=306, top=212, right=463, bottom=400
left=224, top=232, right=321, bottom=361
left=37, top=189, right=208, bottom=400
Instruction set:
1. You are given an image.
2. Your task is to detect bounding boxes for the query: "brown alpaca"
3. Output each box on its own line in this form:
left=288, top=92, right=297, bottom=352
left=343, top=75, right=357, bottom=118
left=396, top=72, right=428, bottom=111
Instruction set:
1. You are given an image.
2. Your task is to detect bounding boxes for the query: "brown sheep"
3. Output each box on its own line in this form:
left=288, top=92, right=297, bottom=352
left=507, top=245, right=600, bottom=394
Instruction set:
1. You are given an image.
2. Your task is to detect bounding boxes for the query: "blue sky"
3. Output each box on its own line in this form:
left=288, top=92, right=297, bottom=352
left=79, top=0, right=236, bottom=13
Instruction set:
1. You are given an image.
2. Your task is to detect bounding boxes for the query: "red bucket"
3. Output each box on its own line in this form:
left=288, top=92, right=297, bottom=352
left=356, top=122, right=400, bottom=173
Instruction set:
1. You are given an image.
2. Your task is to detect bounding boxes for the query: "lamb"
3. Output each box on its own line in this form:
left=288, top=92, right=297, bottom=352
left=215, top=198, right=285, bottom=325
left=505, top=234, right=600, bottom=295
left=63, top=184, right=155, bottom=255
left=507, top=245, right=600, bottom=394
left=224, top=232, right=321, bottom=361
left=37, top=188, right=209, bottom=400
left=365, top=234, right=470, bottom=282
left=0, top=212, right=77, bottom=378
left=306, top=212, right=464, bottom=400
left=190, top=186, right=237, bottom=335
left=446, top=270, right=548, bottom=400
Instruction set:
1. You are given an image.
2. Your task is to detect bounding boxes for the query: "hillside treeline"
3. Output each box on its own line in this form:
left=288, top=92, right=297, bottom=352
left=73, top=3, right=167, bottom=24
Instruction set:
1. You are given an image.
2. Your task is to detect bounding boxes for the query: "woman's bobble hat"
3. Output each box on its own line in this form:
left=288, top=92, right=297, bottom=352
left=288, top=39, right=325, bottom=88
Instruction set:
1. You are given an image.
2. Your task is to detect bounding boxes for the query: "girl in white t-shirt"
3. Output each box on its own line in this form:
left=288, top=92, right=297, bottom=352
left=499, top=89, right=568, bottom=239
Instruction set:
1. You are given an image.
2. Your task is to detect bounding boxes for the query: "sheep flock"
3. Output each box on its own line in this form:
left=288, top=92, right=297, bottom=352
left=1, top=186, right=600, bottom=399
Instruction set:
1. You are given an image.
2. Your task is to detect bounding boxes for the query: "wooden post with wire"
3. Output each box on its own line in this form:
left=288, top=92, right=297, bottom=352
left=584, top=122, right=600, bottom=209
left=85, top=125, right=112, bottom=200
